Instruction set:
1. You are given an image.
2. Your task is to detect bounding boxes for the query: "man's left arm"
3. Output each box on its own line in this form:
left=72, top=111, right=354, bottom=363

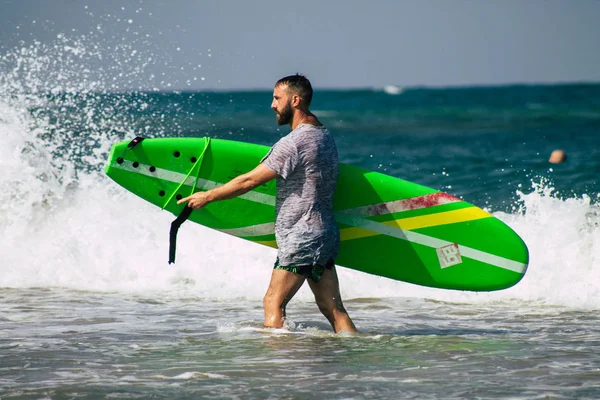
left=177, top=163, right=278, bottom=210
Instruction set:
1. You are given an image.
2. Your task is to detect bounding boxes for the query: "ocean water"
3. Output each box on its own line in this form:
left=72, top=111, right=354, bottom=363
left=2, top=32, right=600, bottom=400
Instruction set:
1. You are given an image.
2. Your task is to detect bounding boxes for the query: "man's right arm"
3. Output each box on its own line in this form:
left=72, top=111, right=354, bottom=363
left=177, top=163, right=278, bottom=210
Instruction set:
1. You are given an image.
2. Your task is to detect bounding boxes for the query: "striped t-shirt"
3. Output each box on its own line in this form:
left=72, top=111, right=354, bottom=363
left=261, top=124, right=340, bottom=266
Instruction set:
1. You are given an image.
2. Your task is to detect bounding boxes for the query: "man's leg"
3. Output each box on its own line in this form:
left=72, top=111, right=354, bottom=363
left=263, top=269, right=306, bottom=328
left=307, top=266, right=357, bottom=333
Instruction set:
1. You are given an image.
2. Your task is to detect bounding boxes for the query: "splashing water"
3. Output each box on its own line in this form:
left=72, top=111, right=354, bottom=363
left=1, top=26, right=600, bottom=310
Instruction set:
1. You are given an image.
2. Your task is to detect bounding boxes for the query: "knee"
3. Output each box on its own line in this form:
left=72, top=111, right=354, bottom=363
left=263, top=292, right=275, bottom=310
left=263, top=291, right=285, bottom=311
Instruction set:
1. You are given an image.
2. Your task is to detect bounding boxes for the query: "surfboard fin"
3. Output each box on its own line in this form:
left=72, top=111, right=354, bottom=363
left=168, top=206, right=193, bottom=264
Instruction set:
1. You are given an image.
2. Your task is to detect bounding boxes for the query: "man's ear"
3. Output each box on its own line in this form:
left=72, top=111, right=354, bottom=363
left=291, top=94, right=302, bottom=108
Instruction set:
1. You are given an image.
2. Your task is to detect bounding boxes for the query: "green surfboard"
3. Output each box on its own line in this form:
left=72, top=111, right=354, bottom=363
left=105, top=137, right=528, bottom=291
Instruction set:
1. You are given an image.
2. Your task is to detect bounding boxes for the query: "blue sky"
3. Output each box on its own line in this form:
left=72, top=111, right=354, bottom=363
left=2, top=0, right=599, bottom=90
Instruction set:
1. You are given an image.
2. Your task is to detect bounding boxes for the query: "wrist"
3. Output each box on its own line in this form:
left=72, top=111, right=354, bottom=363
left=205, top=190, right=216, bottom=203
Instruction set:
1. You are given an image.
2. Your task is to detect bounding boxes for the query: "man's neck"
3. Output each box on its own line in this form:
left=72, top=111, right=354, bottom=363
left=290, top=111, right=321, bottom=130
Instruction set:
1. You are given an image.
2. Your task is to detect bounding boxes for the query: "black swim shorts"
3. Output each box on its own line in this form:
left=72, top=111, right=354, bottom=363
left=273, top=258, right=334, bottom=282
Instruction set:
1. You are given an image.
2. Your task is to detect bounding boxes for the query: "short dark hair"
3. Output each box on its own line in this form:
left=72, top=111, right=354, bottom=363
left=275, top=73, right=313, bottom=107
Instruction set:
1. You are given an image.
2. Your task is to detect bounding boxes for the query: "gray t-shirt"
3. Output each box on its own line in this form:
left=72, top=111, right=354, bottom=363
left=261, top=124, right=340, bottom=266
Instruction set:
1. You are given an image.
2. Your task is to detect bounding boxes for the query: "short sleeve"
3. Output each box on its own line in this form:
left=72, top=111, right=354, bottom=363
left=261, top=136, right=299, bottom=180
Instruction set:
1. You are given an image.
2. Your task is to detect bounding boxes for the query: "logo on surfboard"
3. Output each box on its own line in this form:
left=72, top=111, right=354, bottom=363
left=437, top=243, right=463, bottom=268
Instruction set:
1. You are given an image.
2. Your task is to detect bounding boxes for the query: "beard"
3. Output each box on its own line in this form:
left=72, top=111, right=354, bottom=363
left=275, top=101, right=293, bottom=126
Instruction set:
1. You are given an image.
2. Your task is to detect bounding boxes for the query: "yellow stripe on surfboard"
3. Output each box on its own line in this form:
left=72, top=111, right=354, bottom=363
left=254, top=206, right=491, bottom=247
left=340, top=206, right=491, bottom=241
left=254, top=240, right=278, bottom=248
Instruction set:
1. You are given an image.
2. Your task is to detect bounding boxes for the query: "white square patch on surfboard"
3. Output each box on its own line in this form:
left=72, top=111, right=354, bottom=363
left=437, top=243, right=463, bottom=268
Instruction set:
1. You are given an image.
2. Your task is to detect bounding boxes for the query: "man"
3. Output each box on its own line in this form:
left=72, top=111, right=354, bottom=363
left=177, top=74, right=356, bottom=333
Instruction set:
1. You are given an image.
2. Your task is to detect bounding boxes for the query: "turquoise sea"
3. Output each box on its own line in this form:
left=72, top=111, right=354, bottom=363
left=2, top=30, right=600, bottom=400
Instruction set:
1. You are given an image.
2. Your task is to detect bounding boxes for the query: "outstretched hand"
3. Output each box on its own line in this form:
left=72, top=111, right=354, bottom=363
left=177, top=191, right=211, bottom=210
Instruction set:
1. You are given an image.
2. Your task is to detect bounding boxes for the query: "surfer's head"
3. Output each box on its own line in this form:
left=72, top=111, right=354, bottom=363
left=272, top=73, right=313, bottom=126
left=271, top=74, right=320, bottom=129
left=274, top=73, right=313, bottom=107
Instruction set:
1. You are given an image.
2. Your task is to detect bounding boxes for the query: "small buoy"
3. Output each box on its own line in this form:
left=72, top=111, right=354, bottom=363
left=549, top=149, right=567, bottom=164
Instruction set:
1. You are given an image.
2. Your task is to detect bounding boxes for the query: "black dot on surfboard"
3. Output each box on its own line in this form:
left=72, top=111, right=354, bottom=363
left=190, top=157, right=197, bottom=163
left=158, top=190, right=166, bottom=197
left=132, top=161, right=139, bottom=168
left=149, top=166, right=156, bottom=172
left=176, top=194, right=183, bottom=200
left=174, top=151, right=181, bottom=158
left=117, top=157, right=124, bottom=164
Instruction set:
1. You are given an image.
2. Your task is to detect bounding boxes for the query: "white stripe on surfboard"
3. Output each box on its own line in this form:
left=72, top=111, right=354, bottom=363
left=112, top=161, right=526, bottom=274
left=335, top=214, right=526, bottom=274
left=113, top=160, right=275, bottom=206
left=339, top=192, right=462, bottom=216
left=113, top=161, right=457, bottom=216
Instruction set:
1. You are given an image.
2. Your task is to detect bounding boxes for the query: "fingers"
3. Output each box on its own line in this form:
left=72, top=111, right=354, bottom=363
left=177, top=196, right=199, bottom=210
left=177, top=195, right=191, bottom=205
left=176, top=193, right=206, bottom=209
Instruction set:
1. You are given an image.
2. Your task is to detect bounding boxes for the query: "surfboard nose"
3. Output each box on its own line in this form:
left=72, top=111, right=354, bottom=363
left=105, top=141, right=124, bottom=176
